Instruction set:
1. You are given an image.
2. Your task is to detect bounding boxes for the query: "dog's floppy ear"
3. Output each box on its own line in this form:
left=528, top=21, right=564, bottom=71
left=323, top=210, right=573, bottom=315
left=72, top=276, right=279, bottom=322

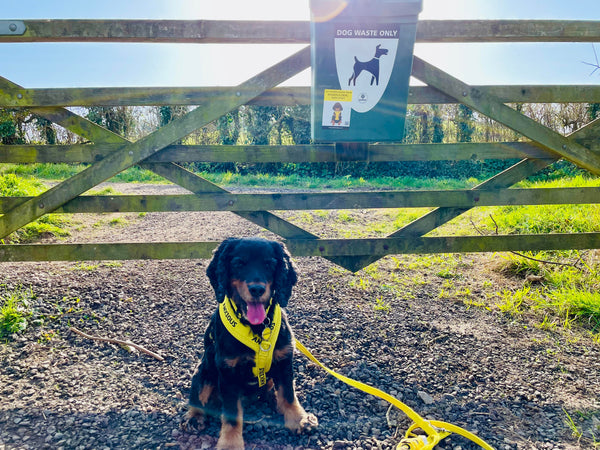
left=271, top=241, right=297, bottom=308
left=206, top=238, right=238, bottom=303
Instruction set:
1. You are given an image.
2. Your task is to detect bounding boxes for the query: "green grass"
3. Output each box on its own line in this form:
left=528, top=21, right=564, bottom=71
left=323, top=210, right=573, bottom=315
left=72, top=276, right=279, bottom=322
left=108, top=166, right=166, bottom=183
left=563, top=408, right=583, bottom=440
left=498, top=285, right=600, bottom=332
left=0, top=173, right=72, bottom=243
left=72, top=262, right=101, bottom=271
left=519, top=174, right=600, bottom=189
left=109, top=217, right=129, bottom=226
left=0, top=163, right=493, bottom=192
left=1, top=163, right=87, bottom=180
left=373, top=296, right=391, bottom=313
left=489, top=204, right=599, bottom=234
left=0, top=163, right=166, bottom=184
left=545, top=289, right=600, bottom=330
left=425, top=174, right=600, bottom=237
left=17, top=215, right=71, bottom=242
left=197, top=171, right=481, bottom=191
left=496, top=248, right=600, bottom=333
left=0, top=172, right=45, bottom=196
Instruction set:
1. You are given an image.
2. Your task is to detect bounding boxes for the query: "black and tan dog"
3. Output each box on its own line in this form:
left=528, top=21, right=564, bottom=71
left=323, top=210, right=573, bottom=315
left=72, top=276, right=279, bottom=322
left=184, top=237, right=318, bottom=449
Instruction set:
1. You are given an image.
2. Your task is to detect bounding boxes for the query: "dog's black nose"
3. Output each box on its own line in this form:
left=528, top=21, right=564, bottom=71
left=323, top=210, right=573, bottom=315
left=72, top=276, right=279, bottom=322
left=248, top=284, right=266, bottom=298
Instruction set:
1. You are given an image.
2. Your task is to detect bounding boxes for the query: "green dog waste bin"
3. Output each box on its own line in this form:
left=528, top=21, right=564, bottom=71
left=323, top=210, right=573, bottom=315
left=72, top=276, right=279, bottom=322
left=310, top=0, right=422, bottom=142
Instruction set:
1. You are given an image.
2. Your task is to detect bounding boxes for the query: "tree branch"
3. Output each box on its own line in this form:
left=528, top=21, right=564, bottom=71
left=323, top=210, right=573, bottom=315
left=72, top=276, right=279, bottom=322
left=69, top=326, right=165, bottom=361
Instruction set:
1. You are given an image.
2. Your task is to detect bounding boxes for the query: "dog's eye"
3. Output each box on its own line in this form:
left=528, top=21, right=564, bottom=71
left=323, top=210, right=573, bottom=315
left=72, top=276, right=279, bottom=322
left=231, top=257, right=246, bottom=269
left=265, top=258, right=277, bottom=270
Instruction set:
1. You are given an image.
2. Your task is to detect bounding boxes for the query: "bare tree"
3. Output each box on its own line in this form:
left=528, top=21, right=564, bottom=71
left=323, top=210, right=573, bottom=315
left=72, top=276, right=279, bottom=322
left=583, top=43, right=600, bottom=76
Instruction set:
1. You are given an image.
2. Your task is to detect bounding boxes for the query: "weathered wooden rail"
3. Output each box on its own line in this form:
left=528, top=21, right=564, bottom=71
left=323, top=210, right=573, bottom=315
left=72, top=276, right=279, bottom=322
left=1, top=19, right=599, bottom=271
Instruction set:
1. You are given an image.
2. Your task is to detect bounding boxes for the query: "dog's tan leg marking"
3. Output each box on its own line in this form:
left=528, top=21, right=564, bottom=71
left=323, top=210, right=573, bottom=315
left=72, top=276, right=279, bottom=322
left=182, top=385, right=213, bottom=432
left=197, top=384, right=213, bottom=405
left=216, top=399, right=244, bottom=450
left=276, top=385, right=318, bottom=433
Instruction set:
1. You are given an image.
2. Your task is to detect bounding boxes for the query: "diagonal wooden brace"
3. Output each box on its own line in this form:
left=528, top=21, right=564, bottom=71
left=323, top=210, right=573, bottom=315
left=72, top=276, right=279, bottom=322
left=0, top=85, right=321, bottom=252
left=340, top=105, right=600, bottom=271
left=0, top=46, right=311, bottom=239
left=411, top=56, right=600, bottom=174
left=141, top=162, right=320, bottom=240
left=0, top=79, right=320, bottom=247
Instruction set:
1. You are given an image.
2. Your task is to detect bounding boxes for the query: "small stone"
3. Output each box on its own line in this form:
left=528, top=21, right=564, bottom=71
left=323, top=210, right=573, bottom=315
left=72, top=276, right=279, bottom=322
left=417, top=391, right=434, bottom=405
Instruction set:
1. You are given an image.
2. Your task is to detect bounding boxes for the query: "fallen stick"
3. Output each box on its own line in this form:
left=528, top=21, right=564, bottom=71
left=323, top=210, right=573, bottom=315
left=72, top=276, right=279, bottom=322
left=69, top=327, right=165, bottom=362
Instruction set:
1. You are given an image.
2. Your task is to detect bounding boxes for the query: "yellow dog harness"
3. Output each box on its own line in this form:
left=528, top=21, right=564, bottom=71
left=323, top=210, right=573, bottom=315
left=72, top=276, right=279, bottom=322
left=219, top=297, right=281, bottom=387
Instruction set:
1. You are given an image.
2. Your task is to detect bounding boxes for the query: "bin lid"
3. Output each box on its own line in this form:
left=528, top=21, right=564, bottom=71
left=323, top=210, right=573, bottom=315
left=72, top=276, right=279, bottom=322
left=310, top=0, right=423, bottom=22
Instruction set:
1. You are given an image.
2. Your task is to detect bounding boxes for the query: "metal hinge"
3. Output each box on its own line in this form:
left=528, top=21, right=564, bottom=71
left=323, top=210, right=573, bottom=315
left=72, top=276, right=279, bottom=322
left=0, top=21, right=26, bottom=36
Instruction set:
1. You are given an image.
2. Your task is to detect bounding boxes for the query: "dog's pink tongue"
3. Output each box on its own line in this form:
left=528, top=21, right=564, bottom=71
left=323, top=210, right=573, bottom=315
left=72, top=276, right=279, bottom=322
left=247, top=303, right=266, bottom=325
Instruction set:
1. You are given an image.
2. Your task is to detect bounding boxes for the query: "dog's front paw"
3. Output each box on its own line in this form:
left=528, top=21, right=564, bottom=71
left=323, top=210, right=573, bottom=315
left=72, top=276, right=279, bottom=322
left=299, top=411, right=319, bottom=433
left=216, top=437, right=244, bottom=450
left=181, top=407, right=206, bottom=432
left=216, top=423, right=244, bottom=450
left=285, top=409, right=318, bottom=434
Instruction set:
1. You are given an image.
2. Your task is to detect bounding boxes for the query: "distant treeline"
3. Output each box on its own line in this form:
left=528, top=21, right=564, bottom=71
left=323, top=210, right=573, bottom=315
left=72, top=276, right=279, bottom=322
left=1, top=102, right=599, bottom=180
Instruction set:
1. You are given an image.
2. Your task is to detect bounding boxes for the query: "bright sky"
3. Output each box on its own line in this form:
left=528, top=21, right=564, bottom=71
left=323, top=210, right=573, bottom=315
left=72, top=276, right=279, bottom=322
left=2, top=0, right=600, bottom=88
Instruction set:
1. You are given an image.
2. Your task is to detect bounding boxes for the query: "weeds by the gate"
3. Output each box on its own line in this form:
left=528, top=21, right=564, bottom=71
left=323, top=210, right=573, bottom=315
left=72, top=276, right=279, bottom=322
left=0, top=285, right=34, bottom=338
left=0, top=174, right=71, bottom=243
left=0, top=163, right=164, bottom=184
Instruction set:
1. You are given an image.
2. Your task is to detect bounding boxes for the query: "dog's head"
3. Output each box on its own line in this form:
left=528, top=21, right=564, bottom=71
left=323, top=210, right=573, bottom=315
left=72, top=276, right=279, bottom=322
left=206, top=237, right=297, bottom=325
left=374, top=44, right=388, bottom=58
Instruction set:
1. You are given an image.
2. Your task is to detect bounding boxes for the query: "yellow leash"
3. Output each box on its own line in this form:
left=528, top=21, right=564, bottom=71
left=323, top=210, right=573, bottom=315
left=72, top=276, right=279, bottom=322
left=295, top=339, right=495, bottom=450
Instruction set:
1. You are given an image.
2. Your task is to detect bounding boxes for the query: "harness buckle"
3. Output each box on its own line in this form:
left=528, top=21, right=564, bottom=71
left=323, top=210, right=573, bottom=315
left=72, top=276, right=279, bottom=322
left=260, top=340, right=272, bottom=352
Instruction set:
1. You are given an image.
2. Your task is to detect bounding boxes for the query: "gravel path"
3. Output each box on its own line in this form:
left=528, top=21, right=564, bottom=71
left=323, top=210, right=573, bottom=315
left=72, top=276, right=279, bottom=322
left=1, top=183, right=599, bottom=450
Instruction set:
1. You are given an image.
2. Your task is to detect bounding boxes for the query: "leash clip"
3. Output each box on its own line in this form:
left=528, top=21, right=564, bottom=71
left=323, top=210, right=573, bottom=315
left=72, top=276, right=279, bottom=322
left=398, top=423, right=451, bottom=450
left=397, top=435, right=429, bottom=450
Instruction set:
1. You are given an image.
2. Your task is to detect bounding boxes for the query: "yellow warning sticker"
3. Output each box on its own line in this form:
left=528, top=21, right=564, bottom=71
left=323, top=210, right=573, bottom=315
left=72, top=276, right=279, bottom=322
left=324, top=89, right=353, bottom=102
left=322, top=89, right=353, bottom=128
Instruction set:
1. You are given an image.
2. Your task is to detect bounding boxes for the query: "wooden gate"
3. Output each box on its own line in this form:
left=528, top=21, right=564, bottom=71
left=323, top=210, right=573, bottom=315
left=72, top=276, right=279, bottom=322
left=1, top=19, right=600, bottom=272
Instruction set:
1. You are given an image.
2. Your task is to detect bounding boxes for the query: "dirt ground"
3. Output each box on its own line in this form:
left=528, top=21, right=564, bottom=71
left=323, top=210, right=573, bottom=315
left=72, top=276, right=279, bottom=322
left=1, top=182, right=599, bottom=450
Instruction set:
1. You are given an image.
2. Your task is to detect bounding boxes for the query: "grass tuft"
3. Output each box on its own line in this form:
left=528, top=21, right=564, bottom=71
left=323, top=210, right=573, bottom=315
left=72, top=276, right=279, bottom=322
left=543, top=289, right=600, bottom=332
left=0, top=286, right=34, bottom=338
